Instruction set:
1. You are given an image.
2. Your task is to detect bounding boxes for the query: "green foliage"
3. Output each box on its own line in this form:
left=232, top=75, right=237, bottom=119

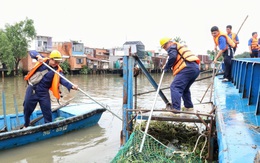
left=80, top=65, right=89, bottom=74
left=207, top=49, right=251, bottom=60
left=1, top=17, right=36, bottom=75
left=60, top=60, right=70, bottom=74
left=0, top=30, right=14, bottom=73
left=207, top=50, right=223, bottom=61
left=18, top=68, right=23, bottom=76
left=207, top=50, right=215, bottom=60
left=234, top=52, right=251, bottom=58
left=173, top=36, right=186, bottom=44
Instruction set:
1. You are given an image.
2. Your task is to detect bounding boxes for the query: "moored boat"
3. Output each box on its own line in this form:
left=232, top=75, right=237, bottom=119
left=214, top=58, right=260, bottom=162
left=0, top=103, right=106, bottom=150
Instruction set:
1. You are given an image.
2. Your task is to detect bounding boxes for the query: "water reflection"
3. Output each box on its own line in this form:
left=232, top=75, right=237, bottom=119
left=0, top=73, right=211, bottom=163
left=0, top=124, right=106, bottom=162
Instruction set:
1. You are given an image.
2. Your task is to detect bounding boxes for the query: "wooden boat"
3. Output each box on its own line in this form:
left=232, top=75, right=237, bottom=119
left=0, top=102, right=106, bottom=150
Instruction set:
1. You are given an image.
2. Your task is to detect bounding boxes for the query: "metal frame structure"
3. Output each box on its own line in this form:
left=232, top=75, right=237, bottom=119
left=121, top=53, right=216, bottom=160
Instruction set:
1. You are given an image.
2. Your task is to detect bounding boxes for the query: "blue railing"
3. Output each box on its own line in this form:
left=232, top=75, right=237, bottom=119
left=231, top=58, right=260, bottom=114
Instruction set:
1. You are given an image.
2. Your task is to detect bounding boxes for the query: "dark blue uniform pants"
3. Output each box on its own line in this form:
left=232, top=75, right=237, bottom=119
left=223, top=55, right=232, bottom=81
left=23, top=85, right=52, bottom=127
left=170, top=66, right=200, bottom=110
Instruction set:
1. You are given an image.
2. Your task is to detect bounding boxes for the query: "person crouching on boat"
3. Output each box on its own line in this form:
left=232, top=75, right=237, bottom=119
left=160, top=37, right=200, bottom=112
left=211, top=26, right=236, bottom=82
left=23, top=50, right=78, bottom=128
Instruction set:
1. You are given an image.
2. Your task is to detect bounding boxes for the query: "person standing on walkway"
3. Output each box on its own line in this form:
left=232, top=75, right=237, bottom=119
left=226, top=25, right=239, bottom=53
left=211, top=26, right=236, bottom=82
left=23, top=50, right=78, bottom=128
left=248, top=32, right=259, bottom=58
left=160, top=37, right=200, bottom=112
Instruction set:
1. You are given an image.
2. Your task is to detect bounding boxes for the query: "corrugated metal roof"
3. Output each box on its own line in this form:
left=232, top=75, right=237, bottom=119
left=123, top=41, right=144, bottom=45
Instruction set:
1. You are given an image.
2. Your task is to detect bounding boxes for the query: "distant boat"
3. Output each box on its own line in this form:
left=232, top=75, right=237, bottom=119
left=0, top=103, right=106, bottom=150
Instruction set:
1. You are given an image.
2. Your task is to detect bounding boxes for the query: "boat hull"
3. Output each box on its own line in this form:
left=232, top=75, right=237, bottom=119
left=214, top=58, right=260, bottom=163
left=0, top=103, right=106, bottom=150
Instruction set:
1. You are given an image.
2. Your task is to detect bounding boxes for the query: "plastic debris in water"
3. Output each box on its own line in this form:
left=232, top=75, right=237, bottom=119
left=165, top=142, right=180, bottom=157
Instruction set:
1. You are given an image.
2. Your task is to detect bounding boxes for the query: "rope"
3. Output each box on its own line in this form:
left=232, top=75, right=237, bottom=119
left=134, top=75, right=217, bottom=96
left=132, top=109, right=209, bottom=159
left=170, top=132, right=207, bottom=159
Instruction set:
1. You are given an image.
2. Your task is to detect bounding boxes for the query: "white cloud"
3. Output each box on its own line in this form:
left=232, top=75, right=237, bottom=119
left=1, top=0, right=259, bottom=55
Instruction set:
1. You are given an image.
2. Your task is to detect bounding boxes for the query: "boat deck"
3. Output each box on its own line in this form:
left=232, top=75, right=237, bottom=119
left=59, top=103, right=104, bottom=116
left=214, top=75, right=260, bottom=163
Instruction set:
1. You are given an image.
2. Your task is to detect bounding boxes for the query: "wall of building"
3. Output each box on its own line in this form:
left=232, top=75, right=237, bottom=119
left=53, top=42, right=87, bottom=70
left=95, top=48, right=109, bottom=60
left=21, top=51, right=50, bottom=72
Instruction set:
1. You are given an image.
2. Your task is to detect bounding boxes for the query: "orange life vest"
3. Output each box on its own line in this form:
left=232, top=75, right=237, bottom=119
left=251, top=37, right=259, bottom=50
left=229, top=33, right=238, bottom=48
left=24, top=58, right=62, bottom=99
left=214, top=31, right=236, bottom=50
left=171, top=42, right=200, bottom=76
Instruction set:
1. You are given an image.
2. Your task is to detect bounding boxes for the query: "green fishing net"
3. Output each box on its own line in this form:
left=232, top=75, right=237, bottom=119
left=111, top=121, right=210, bottom=163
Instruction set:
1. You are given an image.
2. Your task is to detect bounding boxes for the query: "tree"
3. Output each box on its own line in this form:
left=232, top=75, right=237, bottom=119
left=0, top=30, right=14, bottom=73
left=4, top=18, right=36, bottom=75
left=234, top=52, right=250, bottom=58
left=207, top=49, right=223, bottom=61
left=173, top=36, right=186, bottom=44
left=207, top=50, right=216, bottom=60
left=60, top=60, right=70, bottom=74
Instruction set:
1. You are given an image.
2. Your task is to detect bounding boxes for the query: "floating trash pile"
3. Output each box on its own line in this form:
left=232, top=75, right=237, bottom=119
left=112, top=121, right=213, bottom=163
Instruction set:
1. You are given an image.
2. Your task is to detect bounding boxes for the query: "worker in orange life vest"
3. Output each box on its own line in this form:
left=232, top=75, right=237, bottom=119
left=23, top=50, right=78, bottom=128
left=160, top=37, right=200, bottom=112
left=226, top=25, right=239, bottom=53
left=248, top=32, right=259, bottom=58
left=211, top=26, right=236, bottom=82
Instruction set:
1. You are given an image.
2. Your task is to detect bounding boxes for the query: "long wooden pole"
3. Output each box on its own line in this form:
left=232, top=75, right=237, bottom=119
left=2, top=91, right=7, bottom=131
left=13, top=94, right=20, bottom=126
left=236, top=15, right=249, bottom=35
left=208, top=61, right=222, bottom=103
left=133, top=74, right=223, bottom=96
left=209, top=51, right=218, bottom=102
left=42, top=62, right=122, bottom=121
left=29, top=102, right=70, bottom=126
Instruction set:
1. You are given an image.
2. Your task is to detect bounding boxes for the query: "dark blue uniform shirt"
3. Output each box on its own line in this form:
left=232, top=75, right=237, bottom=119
left=164, top=45, right=198, bottom=72
left=29, top=50, right=73, bottom=93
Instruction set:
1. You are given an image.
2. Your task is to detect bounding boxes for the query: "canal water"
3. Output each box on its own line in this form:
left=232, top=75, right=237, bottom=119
left=0, top=72, right=211, bottom=163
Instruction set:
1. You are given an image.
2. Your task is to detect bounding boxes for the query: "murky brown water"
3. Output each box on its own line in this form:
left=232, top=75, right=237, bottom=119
left=0, top=72, right=211, bottom=163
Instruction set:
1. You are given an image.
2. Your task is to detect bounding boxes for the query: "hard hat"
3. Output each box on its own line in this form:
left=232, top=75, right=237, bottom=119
left=160, top=37, right=172, bottom=48
left=49, top=50, right=62, bottom=61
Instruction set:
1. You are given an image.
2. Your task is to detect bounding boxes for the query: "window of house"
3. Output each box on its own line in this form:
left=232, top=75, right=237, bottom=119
left=76, top=58, right=83, bottom=64
left=43, top=41, right=47, bottom=50
left=73, top=43, right=83, bottom=52
left=38, top=41, right=42, bottom=47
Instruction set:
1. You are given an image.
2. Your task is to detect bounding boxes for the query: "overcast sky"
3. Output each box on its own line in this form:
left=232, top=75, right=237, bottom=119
left=1, top=0, right=259, bottom=55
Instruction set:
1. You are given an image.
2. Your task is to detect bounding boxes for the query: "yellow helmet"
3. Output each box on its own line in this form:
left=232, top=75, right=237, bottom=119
left=49, top=50, right=62, bottom=61
left=160, top=37, right=172, bottom=48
